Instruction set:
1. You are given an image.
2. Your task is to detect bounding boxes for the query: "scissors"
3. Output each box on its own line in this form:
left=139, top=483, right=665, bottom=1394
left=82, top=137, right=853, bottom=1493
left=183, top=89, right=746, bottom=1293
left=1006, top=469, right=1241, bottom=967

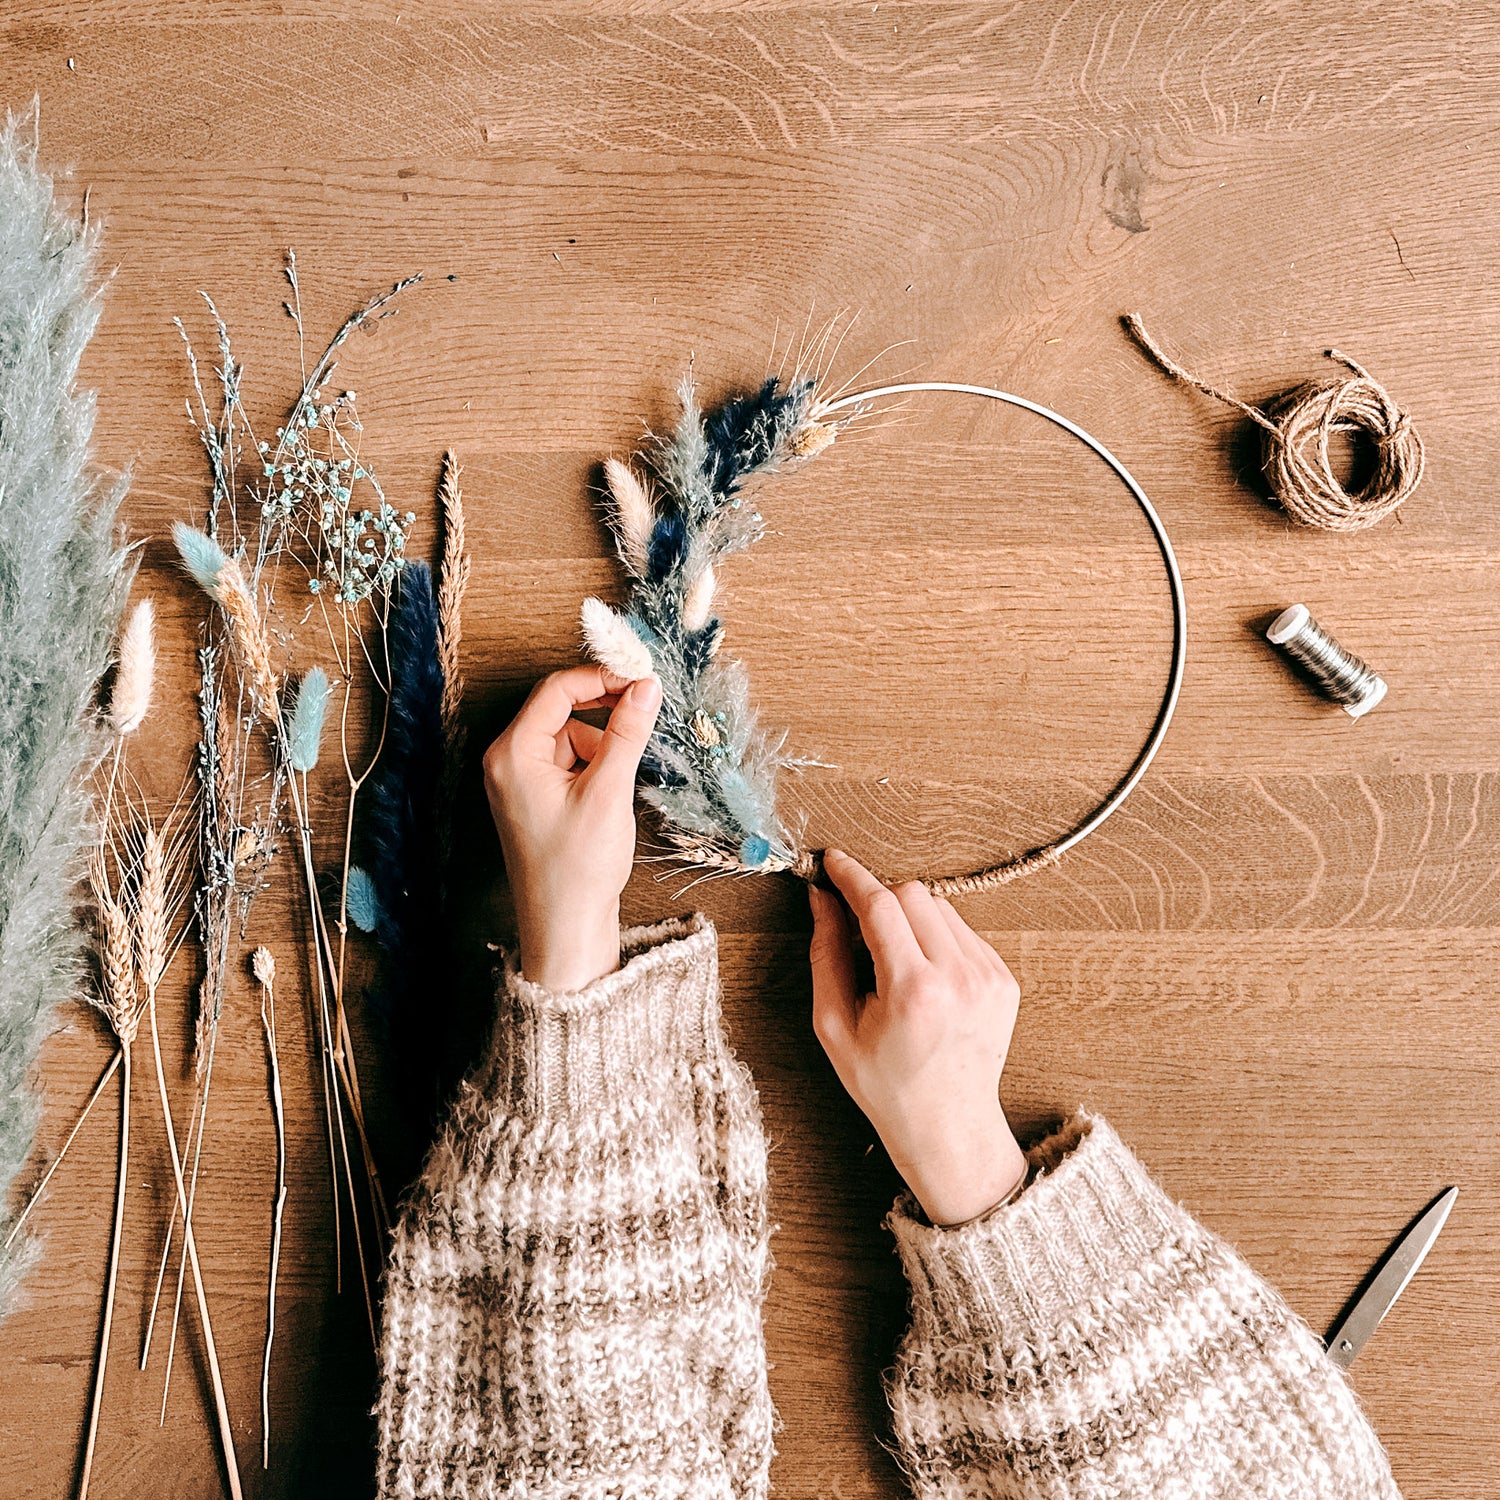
left=1326, top=1186, right=1458, bottom=1368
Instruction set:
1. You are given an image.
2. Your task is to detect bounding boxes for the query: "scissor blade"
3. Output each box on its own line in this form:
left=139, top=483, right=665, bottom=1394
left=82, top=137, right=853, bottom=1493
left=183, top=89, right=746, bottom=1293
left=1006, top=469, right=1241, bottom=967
left=1327, top=1186, right=1457, bottom=1369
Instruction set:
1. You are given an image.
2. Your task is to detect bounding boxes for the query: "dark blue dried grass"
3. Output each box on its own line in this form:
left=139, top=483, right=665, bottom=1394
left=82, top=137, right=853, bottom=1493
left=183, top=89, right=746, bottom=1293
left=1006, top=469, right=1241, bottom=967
left=358, top=563, right=445, bottom=1133
left=702, top=376, right=815, bottom=496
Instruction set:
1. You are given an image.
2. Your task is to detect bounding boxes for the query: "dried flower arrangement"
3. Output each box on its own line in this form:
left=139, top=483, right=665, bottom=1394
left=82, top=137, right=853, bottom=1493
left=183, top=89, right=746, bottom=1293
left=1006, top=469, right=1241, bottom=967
left=582, top=373, right=841, bottom=876
left=160, top=264, right=472, bottom=1477
left=2, top=212, right=470, bottom=1491
left=585, top=352, right=1187, bottom=900
left=165, top=254, right=458, bottom=1417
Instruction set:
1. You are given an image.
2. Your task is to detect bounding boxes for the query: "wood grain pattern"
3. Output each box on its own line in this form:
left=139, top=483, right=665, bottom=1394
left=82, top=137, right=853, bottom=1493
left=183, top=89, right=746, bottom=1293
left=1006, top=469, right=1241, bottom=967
left=1, top=3, right=1497, bottom=1497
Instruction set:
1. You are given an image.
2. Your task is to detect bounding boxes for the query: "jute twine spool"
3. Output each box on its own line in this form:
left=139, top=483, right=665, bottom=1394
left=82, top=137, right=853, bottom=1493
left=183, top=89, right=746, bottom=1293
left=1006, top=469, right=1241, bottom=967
left=1125, top=314, right=1425, bottom=532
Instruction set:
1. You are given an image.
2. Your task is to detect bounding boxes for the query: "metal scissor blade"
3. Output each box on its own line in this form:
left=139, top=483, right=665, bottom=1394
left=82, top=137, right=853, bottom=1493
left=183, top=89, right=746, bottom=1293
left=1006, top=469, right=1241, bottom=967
left=1326, top=1186, right=1458, bottom=1368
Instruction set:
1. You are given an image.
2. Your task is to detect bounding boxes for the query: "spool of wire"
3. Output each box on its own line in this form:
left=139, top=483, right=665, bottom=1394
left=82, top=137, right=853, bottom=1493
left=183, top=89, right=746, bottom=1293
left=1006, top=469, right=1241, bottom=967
left=1266, top=604, right=1387, bottom=719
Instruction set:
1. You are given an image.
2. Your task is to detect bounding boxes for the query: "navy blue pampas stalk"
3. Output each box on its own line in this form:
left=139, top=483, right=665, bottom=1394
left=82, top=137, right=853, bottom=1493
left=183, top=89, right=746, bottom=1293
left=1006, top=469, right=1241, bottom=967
left=703, top=376, right=813, bottom=493
left=358, top=561, right=446, bottom=1150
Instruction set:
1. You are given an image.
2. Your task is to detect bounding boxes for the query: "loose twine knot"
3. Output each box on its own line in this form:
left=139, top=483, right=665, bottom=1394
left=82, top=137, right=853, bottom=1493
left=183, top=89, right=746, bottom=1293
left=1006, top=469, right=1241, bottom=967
left=1125, top=313, right=1425, bottom=532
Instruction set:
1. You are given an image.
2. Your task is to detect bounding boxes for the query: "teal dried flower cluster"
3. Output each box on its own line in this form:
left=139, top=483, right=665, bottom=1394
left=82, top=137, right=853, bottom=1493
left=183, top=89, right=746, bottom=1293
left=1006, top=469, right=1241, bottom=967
left=257, top=389, right=414, bottom=606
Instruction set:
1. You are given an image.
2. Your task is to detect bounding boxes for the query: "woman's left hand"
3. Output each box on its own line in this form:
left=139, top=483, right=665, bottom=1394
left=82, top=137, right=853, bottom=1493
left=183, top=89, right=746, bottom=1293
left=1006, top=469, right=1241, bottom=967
left=482, top=666, right=661, bottom=991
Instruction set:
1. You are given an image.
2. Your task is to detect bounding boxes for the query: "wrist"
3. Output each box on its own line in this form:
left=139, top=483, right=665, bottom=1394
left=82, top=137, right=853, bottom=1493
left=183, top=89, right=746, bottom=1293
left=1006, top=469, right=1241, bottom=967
left=891, top=1112, right=1028, bottom=1228
left=516, top=897, right=621, bottom=992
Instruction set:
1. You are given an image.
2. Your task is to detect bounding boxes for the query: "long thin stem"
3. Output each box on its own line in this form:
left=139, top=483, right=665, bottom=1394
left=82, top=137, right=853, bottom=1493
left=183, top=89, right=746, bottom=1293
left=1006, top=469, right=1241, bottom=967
left=146, top=1000, right=243, bottom=1500
left=260, top=973, right=287, bottom=1470
left=140, top=1085, right=196, bottom=1369
left=293, top=784, right=342, bottom=1285
left=291, top=782, right=376, bottom=1345
left=154, top=1023, right=220, bottom=1418
left=3, top=1050, right=120, bottom=1251
left=328, top=615, right=394, bottom=1237
left=289, top=768, right=388, bottom=1239
left=77, top=1042, right=129, bottom=1500
left=98, top=739, right=124, bottom=852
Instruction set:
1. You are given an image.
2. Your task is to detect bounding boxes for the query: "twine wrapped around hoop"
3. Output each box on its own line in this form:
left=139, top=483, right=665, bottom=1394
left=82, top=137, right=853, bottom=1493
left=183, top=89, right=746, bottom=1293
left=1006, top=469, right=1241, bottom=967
left=666, top=837, right=1063, bottom=895
left=1125, top=313, right=1425, bottom=532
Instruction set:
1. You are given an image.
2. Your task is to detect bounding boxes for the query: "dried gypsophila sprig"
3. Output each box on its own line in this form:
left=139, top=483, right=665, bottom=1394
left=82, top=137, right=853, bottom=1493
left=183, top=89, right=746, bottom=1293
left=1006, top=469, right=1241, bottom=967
left=582, top=373, right=840, bottom=873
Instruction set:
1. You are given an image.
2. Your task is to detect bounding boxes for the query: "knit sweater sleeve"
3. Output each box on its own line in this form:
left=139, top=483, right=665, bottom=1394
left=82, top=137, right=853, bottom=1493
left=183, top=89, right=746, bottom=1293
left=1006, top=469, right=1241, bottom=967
left=375, top=914, right=773, bottom=1500
left=887, top=1113, right=1402, bottom=1500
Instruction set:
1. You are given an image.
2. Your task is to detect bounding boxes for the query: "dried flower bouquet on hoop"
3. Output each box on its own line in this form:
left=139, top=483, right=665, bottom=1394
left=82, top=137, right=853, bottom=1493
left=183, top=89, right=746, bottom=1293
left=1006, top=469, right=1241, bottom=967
left=582, top=373, right=841, bottom=878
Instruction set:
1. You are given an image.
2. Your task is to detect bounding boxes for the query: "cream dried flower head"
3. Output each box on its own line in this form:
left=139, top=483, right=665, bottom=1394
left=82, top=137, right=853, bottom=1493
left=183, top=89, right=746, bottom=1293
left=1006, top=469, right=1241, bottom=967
left=251, top=945, right=275, bottom=988
left=109, top=598, right=156, bottom=736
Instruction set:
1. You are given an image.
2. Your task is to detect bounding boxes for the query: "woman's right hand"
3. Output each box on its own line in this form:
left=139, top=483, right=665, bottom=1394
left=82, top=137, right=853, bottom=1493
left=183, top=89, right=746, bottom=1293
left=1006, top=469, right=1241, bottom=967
left=808, top=849, right=1029, bottom=1226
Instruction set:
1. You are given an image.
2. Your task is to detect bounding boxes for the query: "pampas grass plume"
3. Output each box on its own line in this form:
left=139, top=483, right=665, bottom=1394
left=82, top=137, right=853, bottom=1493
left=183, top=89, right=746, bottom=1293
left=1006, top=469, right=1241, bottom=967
left=580, top=596, right=654, bottom=681
left=286, top=666, right=330, bottom=774
left=604, top=458, right=654, bottom=576
left=0, top=111, right=131, bottom=1312
left=108, top=598, right=155, bottom=736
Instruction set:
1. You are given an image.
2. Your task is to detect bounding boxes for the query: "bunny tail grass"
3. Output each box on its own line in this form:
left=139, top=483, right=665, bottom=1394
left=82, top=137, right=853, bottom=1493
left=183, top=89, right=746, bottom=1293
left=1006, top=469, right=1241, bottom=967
left=109, top=598, right=156, bottom=737
left=286, top=666, right=331, bottom=774
left=580, top=595, right=654, bottom=681
left=0, top=108, right=131, bottom=1314
left=171, top=521, right=228, bottom=595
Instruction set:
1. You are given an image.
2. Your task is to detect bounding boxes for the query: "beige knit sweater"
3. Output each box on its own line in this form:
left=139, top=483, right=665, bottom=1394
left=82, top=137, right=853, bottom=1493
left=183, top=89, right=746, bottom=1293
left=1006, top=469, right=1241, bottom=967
left=375, top=916, right=1401, bottom=1500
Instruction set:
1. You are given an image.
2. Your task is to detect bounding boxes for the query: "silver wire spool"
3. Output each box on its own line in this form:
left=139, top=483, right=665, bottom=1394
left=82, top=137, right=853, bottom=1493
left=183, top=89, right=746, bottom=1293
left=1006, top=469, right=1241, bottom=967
left=1265, top=604, right=1387, bottom=719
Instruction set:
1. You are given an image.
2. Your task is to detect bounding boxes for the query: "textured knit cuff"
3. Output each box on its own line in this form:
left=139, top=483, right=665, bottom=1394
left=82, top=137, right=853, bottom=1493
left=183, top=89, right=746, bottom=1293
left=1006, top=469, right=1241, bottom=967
left=487, top=913, right=727, bottom=1119
left=889, top=1113, right=1188, bottom=1347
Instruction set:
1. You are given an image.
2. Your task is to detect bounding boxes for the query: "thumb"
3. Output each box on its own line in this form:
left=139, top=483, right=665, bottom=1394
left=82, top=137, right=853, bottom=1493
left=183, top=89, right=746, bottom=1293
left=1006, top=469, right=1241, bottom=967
left=808, top=883, right=858, bottom=1059
left=582, top=674, right=662, bottom=796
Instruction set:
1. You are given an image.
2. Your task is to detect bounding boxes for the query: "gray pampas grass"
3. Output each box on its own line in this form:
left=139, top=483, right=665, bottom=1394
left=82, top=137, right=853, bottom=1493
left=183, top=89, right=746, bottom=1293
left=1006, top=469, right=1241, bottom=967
left=583, top=374, right=838, bottom=873
left=0, top=110, right=130, bottom=1312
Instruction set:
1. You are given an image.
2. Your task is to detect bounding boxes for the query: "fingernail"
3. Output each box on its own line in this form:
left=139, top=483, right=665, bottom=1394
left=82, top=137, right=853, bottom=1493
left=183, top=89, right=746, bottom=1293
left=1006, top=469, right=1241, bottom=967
left=631, top=675, right=662, bottom=709
left=825, top=847, right=846, bottom=863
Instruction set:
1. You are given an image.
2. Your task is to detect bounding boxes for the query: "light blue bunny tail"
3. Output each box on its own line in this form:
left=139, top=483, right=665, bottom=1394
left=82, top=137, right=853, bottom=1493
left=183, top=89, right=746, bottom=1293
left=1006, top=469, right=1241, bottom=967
left=172, top=520, right=229, bottom=596
left=285, top=666, right=330, bottom=773
left=345, top=864, right=384, bottom=934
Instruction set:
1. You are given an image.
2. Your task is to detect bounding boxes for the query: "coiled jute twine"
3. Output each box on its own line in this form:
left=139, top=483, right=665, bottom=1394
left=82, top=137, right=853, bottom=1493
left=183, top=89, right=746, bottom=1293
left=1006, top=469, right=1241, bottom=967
left=1125, top=313, right=1425, bottom=532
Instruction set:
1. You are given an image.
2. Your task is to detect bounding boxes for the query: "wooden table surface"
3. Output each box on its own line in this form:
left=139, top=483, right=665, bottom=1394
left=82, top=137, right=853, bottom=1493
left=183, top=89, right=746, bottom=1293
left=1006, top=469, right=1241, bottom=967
left=2, top=3, right=1496, bottom=1496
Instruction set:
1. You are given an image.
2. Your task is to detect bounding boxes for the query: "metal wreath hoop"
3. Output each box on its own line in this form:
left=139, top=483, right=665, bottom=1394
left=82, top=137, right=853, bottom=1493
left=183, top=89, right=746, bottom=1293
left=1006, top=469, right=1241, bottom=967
left=783, top=380, right=1188, bottom=897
